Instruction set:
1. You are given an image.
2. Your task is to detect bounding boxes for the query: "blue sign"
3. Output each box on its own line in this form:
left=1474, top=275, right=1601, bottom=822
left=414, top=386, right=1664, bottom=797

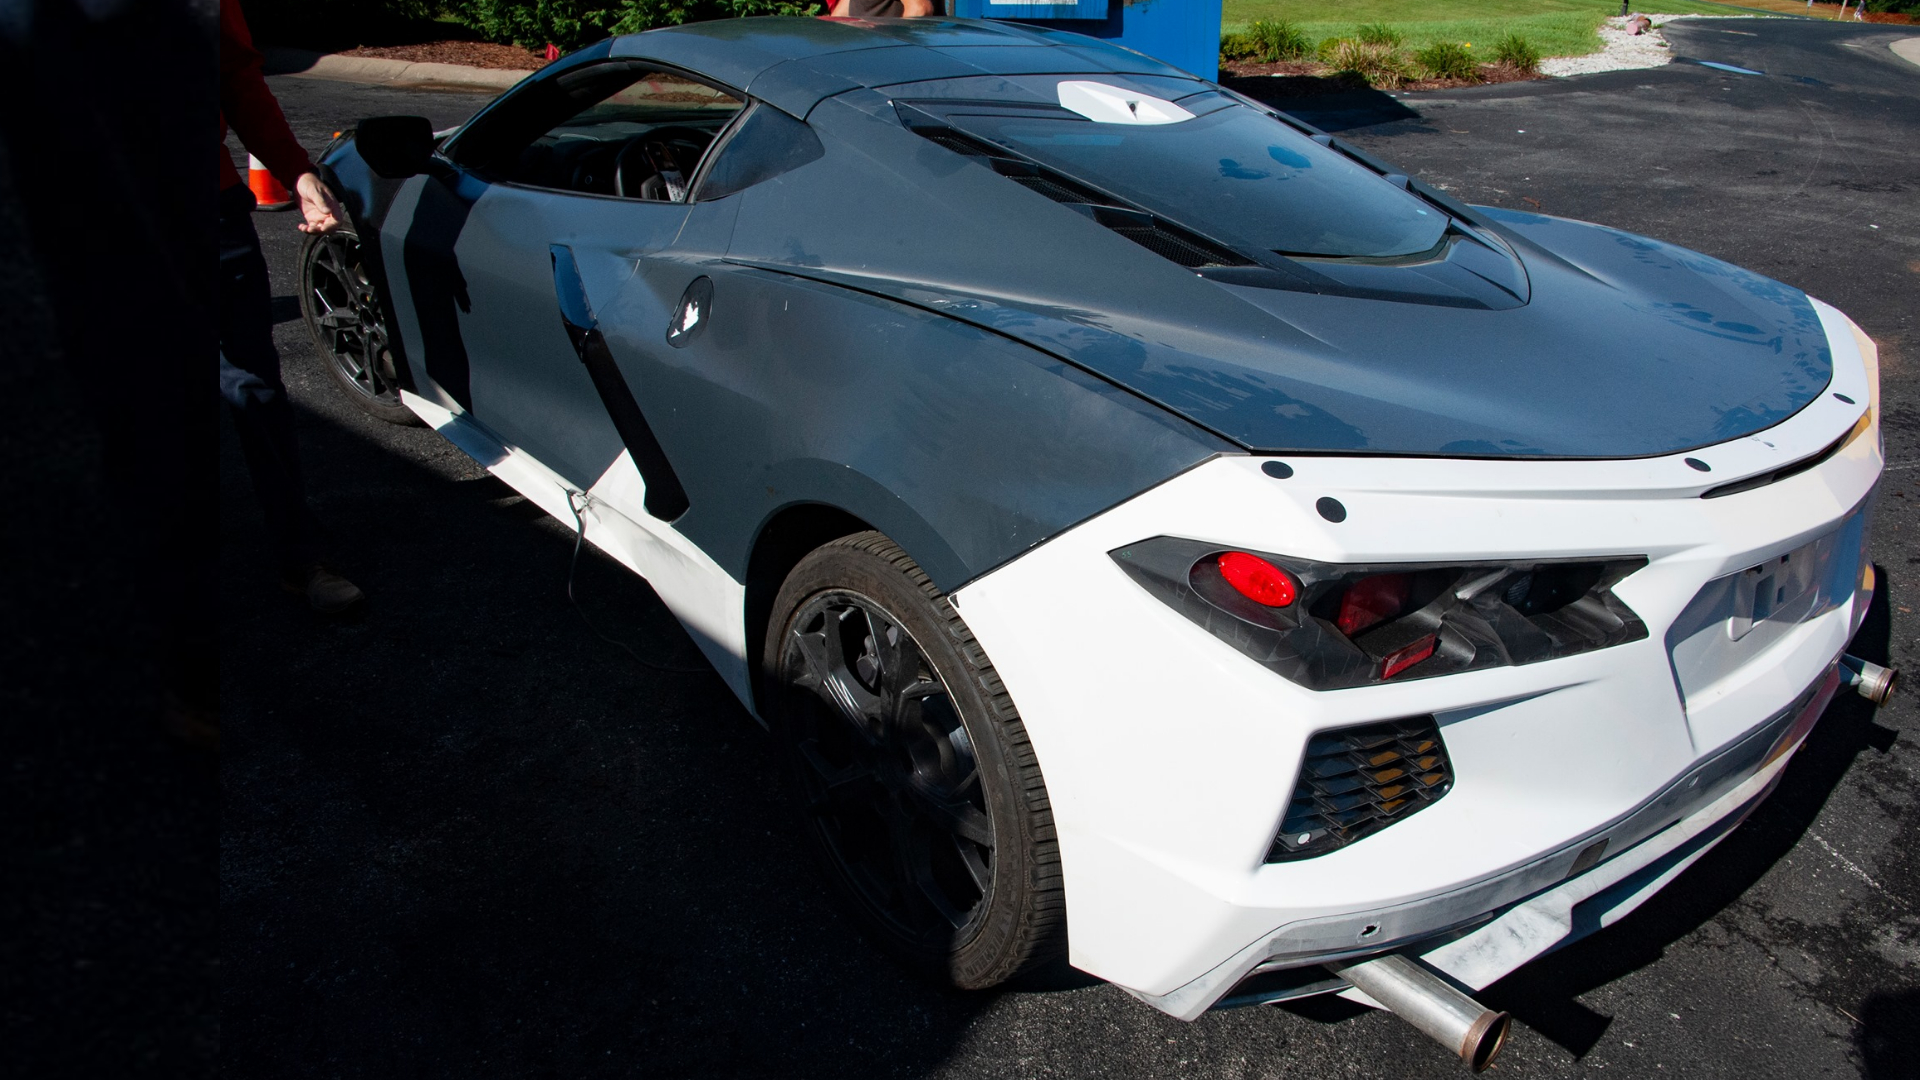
left=949, top=0, right=1224, bottom=81
left=959, top=0, right=1110, bottom=17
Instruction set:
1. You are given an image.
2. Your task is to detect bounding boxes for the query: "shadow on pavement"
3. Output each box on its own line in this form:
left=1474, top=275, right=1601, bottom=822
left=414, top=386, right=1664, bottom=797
left=221, top=396, right=1002, bottom=1078
left=1218, top=74, right=1423, bottom=133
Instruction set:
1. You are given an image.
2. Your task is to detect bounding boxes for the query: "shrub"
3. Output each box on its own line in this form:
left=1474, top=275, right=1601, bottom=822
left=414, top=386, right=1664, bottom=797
left=241, top=0, right=435, bottom=49
left=451, top=0, right=603, bottom=50
left=1245, top=18, right=1312, bottom=61
left=1490, top=32, right=1540, bottom=73
left=449, top=0, right=821, bottom=51
left=1354, top=22, right=1404, bottom=48
left=1321, top=39, right=1418, bottom=88
left=1220, top=30, right=1258, bottom=62
left=1415, top=40, right=1480, bottom=81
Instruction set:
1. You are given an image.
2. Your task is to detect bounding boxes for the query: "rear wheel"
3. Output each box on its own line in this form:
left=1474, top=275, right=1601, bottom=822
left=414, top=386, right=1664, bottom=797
left=764, top=532, right=1066, bottom=988
left=299, top=224, right=417, bottom=426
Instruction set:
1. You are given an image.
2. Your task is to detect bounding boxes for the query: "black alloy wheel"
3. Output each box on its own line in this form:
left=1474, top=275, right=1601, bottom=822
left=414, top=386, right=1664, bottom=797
left=299, top=225, right=417, bottom=425
left=766, top=532, right=1066, bottom=989
left=784, top=590, right=995, bottom=944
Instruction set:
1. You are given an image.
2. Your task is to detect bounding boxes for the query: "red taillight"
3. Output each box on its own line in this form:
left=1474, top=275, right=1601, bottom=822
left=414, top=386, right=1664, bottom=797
left=1379, top=633, right=1438, bottom=679
left=1217, top=551, right=1298, bottom=607
left=1337, top=573, right=1411, bottom=637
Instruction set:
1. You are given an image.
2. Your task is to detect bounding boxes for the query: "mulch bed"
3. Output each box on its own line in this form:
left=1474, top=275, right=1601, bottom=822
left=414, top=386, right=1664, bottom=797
left=1219, top=60, right=1544, bottom=96
left=339, top=40, right=550, bottom=69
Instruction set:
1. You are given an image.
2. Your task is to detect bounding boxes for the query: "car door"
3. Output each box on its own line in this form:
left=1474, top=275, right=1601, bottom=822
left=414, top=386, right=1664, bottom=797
left=380, top=61, right=748, bottom=511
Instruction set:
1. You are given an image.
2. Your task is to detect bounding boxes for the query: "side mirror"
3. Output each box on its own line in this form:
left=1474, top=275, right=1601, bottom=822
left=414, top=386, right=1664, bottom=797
left=355, top=115, right=435, bottom=179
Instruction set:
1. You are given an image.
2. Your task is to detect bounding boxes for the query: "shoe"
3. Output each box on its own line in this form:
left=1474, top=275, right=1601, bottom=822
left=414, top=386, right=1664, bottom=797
left=282, top=563, right=366, bottom=614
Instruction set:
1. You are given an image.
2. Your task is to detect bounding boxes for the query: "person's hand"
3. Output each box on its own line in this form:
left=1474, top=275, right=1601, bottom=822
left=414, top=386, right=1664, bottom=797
left=294, top=172, right=346, bottom=235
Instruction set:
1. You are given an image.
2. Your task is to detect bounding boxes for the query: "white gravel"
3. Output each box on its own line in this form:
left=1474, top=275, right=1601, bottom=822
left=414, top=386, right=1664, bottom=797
left=1538, top=14, right=1755, bottom=77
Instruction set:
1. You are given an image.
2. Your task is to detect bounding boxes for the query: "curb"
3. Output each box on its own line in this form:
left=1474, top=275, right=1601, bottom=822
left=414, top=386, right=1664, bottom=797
left=263, top=47, right=533, bottom=92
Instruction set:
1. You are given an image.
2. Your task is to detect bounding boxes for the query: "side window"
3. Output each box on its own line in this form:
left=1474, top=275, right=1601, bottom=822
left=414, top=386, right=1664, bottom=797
left=693, top=103, right=825, bottom=202
left=454, top=64, right=745, bottom=201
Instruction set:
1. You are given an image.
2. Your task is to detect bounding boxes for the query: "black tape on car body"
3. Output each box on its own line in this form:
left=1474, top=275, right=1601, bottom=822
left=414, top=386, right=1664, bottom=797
left=551, top=244, right=691, bottom=522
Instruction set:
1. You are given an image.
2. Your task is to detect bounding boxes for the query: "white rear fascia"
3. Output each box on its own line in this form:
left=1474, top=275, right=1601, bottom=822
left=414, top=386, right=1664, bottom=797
left=948, top=315, right=1878, bottom=1000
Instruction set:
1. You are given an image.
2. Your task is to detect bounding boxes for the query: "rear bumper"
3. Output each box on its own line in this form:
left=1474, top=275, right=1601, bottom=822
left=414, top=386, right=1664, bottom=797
left=1136, top=662, right=1841, bottom=1018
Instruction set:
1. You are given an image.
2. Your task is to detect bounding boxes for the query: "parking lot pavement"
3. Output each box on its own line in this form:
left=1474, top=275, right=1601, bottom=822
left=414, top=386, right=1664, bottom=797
left=225, top=20, right=1918, bottom=1079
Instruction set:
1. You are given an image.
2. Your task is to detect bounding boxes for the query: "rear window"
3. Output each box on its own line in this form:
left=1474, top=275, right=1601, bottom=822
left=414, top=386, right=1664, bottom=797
left=920, top=99, right=1446, bottom=260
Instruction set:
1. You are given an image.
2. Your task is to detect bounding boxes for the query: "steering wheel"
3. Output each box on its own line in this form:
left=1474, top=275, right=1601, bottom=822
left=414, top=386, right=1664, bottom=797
left=567, top=143, right=619, bottom=195
left=613, top=125, right=712, bottom=201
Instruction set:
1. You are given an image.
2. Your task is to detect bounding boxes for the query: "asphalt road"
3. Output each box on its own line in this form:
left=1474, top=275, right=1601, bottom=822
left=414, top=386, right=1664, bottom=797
left=224, top=20, right=1920, bottom=1079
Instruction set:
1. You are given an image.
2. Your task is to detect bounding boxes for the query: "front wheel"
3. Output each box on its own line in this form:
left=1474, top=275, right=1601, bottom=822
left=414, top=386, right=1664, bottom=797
left=299, top=224, right=418, bottom=426
left=764, top=532, right=1066, bottom=989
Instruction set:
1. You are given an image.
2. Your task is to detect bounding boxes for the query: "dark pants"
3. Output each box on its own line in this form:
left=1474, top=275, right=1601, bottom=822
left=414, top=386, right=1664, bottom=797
left=219, top=183, right=324, bottom=571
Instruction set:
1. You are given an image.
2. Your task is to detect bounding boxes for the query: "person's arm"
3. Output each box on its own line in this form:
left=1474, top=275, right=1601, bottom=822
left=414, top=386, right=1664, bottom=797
left=220, top=0, right=343, bottom=233
left=220, top=0, right=311, bottom=192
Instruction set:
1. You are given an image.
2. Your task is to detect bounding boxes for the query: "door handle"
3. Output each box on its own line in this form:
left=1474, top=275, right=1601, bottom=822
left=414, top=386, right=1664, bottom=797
left=549, top=244, right=690, bottom=522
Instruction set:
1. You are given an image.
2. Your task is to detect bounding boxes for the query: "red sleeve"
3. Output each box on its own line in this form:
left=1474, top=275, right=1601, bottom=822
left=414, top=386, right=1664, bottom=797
left=220, top=0, right=314, bottom=191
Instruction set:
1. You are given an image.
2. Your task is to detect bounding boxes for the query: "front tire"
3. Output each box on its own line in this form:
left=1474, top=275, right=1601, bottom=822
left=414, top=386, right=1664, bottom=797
left=299, top=224, right=418, bottom=426
left=764, top=532, right=1066, bottom=988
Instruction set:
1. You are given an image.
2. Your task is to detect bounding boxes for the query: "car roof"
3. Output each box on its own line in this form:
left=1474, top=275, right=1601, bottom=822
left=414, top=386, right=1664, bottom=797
left=608, top=16, right=1195, bottom=117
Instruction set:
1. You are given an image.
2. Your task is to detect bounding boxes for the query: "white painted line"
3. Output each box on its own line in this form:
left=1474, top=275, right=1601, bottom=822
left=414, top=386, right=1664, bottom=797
left=1807, top=831, right=1889, bottom=896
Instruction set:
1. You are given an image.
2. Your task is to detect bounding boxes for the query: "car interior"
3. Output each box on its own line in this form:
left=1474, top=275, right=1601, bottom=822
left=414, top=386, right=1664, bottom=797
left=459, top=64, right=746, bottom=201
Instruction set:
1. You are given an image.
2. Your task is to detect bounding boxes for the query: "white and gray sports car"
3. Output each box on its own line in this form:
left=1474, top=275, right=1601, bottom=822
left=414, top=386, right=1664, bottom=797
left=303, top=16, right=1889, bottom=1069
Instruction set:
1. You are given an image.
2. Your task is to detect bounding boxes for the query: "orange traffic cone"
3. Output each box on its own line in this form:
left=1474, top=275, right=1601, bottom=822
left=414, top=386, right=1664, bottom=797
left=247, top=154, right=294, bottom=211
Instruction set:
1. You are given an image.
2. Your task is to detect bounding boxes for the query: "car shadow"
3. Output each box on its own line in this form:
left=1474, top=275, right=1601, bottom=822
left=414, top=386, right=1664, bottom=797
left=1216, top=74, right=1423, bottom=133
left=222, top=392, right=1004, bottom=1079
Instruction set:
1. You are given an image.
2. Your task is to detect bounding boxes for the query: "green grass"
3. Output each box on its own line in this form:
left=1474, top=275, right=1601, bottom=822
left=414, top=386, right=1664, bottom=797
left=1221, top=0, right=1738, bottom=58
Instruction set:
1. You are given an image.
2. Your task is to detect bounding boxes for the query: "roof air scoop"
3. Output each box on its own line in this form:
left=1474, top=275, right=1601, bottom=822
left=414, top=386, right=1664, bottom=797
left=1056, top=81, right=1193, bottom=126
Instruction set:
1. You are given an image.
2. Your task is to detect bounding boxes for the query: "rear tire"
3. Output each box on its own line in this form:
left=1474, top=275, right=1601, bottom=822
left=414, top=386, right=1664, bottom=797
left=299, top=223, right=418, bottom=426
left=763, top=531, right=1066, bottom=988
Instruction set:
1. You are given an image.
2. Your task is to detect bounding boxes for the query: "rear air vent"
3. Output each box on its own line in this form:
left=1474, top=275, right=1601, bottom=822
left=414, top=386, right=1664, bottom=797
left=1101, top=215, right=1241, bottom=268
left=1007, top=172, right=1094, bottom=204
left=1267, top=716, right=1453, bottom=862
left=910, top=123, right=1252, bottom=269
left=918, top=128, right=1002, bottom=159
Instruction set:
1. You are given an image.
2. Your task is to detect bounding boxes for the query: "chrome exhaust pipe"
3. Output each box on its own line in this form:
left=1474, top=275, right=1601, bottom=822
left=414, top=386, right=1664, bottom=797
left=1841, top=654, right=1898, bottom=706
left=1326, top=953, right=1510, bottom=1072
